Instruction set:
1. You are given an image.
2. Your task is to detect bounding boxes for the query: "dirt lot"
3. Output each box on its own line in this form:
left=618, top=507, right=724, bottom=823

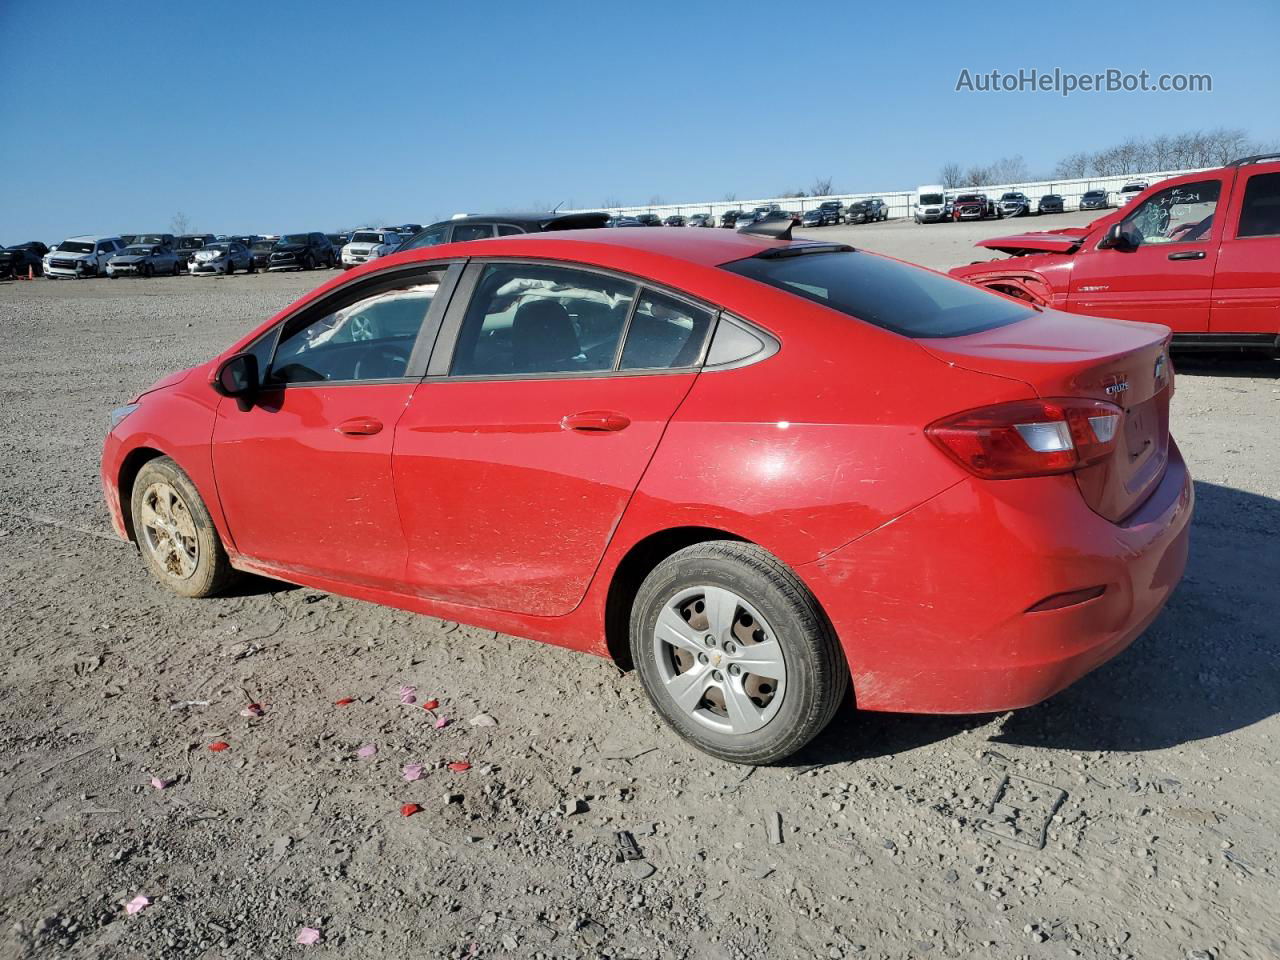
left=1, top=227, right=1278, bottom=960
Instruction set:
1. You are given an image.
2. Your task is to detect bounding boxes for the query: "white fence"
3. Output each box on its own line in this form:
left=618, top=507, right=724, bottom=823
left=570, top=168, right=1210, bottom=222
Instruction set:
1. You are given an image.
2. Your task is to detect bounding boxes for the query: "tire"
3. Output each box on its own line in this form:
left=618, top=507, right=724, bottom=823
left=630, top=541, right=849, bottom=765
left=131, top=457, right=238, bottom=598
left=172, top=261, right=181, bottom=276
left=143, top=263, right=154, bottom=278
left=302, top=254, right=314, bottom=271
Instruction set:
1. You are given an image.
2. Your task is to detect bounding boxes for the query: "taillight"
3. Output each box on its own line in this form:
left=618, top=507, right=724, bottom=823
left=926, top=398, right=1123, bottom=479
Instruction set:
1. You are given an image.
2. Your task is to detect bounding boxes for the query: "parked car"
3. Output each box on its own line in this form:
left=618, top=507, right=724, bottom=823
left=997, top=192, right=1032, bottom=217
left=863, top=198, right=888, bottom=221
left=1117, top=180, right=1149, bottom=207
left=719, top=210, right=745, bottom=228
left=914, top=186, right=949, bottom=224
left=1037, top=194, right=1065, bottom=214
left=635, top=213, right=663, bottom=227
left=130, top=233, right=177, bottom=250
left=951, top=193, right=1000, bottom=221
left=663, top=215, right=686, bottom=227
left=817, top=200, right=845, bottom=225
left=341, top=229, right=402, bottom=268
left=102, top=227, right=1191, bottom=765
left=174, top=234, right=217, bottom=266
left=189, top=241, right=254, bottom=276
left=326, top=233, right=350, bottom=255
left=397, top=212, right=611, bottom=251
left=106, top=244, right=182, bottom=278
left=950, top=155, right=1280, bottom=349
left=229, top=235, right=262, bottom=248
left=801, top=208, right=825, bottom=228
left=0, top=241, right=49, bottom=279
left=249, top=239, right=277, bottom=272
left=43, top=236, right=125, bottom=278
left=1079, top=189, right=1109, bottom=211
left=268, top=233, right=336, bottom=271
left=687, top=213, right=715, bottom=228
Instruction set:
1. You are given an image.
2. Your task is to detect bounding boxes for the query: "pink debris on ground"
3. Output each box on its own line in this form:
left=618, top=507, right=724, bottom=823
left=239, top=703, right=265, bottom=717
left=434, top=717, right=450, bottom=730
left=124, top=895, right=150, bottom=915
left=296, top=926, right=322, bottom=945
left=402, top=763, right=424, bottom=782
left=357, top=744, right=377, bottom=758
left=399, top=685, right=416, bottom=705
left=149, top=777, right=170, bottom=790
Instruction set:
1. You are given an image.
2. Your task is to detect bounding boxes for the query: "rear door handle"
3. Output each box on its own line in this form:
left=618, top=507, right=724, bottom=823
left=1168, top=250, right=1206, bottom=260
left=336, top=416, right=384, bottom=436
left=561, top=411, right=631, bottom=432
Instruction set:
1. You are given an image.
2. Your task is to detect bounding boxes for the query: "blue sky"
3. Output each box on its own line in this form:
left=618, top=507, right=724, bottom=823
left=2, top=0, right=1277, bottom=241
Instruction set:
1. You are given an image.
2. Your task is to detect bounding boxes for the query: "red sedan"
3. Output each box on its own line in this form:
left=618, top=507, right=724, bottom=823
left=101, top=228, right=1192, bottom=764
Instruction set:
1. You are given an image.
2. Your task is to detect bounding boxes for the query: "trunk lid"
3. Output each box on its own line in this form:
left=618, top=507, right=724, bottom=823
left=919, top=308, right=1173, bottom=523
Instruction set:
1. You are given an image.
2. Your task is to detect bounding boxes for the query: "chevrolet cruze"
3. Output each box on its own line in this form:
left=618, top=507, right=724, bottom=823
left=101, top=228, right=1192, bottom=764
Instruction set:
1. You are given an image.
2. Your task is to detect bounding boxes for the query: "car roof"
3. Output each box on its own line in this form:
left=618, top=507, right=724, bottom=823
left=65, top=235, right=118, bottom=242
left=433, top=212, right=611, bottom=231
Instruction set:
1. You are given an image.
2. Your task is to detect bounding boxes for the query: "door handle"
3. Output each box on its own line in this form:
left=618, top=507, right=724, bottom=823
left=336, top=416, right=384, bottom=436
left=1168, top=250, right=1206, bottom=260
left=561, top=411, right=631, bottom=432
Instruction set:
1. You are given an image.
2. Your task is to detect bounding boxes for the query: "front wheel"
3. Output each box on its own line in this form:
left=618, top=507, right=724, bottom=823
left=630, top=541, right=849, bottom=765
left=131, top=457, right=238, bottom=598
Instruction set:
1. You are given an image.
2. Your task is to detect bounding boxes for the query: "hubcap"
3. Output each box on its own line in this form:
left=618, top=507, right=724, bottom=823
left=653, top=585, right=787, bottom=735
left=139, top=481, right=199, bottom=580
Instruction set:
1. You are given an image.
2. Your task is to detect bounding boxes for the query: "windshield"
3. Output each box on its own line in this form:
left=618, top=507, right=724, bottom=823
left=919, top=193, right=944, bottom=205
left=137, top=235, right=168, bottom=245
left=57, top=241, right=95, bottom=253
left=1121, top=185, right=1144, bottom=193
left=177, top=237, right=205, bottom=249
left=956, top=195, right=983, bottom=203
left=723, top=250, right=1033, bottom=339
left=351, top=232, right=386, bottom=244
left=204, top=244, right=230, bottom=254
left=120, top=246, right=154, bottom=256
left=252, top=240, right=275, bottom=251
left=1084, top=191, right=1105, bottom=198
left=281, top=234, right=310, bottom=245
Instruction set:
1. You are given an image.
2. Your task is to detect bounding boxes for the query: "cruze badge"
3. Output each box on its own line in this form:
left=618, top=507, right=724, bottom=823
left=1105, top=379, right=1129, bottom=396
left=1153, top=354, right=1167, bottom=381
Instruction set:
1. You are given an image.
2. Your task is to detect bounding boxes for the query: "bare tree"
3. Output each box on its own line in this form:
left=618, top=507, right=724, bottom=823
left=810, top=176, right=834, bottom=197
left=601, top=196, right=623, bottom=209
left=170, top=211, right=192, bottom=235
left=647, top=195, right=665, bottom=206
left=1054, top=152, right=1090, bottom=179
left=963, top=164, right=992, bottom=187
left=722, top=192, right=737, bottom=202
left=989, top=155, right=1028, bottom=184
left=939, top=162, right=964, bottom=188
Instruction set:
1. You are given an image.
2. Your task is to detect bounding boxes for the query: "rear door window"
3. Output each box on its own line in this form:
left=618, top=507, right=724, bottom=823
left=1236, top=172, right=1280, bottom=238
left=452, top=224, right=495, bottom=243
left=722, top=250, right=1033, bottom=338
left=619, top=290, right=714, bottom=370
left=449, top=263, right=637, bottom=376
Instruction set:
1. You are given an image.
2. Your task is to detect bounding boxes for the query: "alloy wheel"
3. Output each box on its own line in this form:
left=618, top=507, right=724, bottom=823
left=138, top=481, right=200, bottom=579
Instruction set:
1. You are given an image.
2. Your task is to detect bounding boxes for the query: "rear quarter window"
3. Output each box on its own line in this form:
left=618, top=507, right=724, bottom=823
left=722, top=250, right=1034, bottom=338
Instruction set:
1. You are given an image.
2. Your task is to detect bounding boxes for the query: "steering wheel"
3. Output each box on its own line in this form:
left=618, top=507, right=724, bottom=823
left=353, top=345, right=409, bottom=380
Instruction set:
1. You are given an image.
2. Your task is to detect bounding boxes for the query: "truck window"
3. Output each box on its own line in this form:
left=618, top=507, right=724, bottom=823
left=1122, top=180, right=1220, bottom=245
left=1237, top=172, right=1280, bottom=238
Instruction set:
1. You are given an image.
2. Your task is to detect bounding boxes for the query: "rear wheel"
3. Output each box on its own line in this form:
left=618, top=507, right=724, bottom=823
left=630, top=541, right=848, bottom=765
left=131, top=457, right=237, bottom=598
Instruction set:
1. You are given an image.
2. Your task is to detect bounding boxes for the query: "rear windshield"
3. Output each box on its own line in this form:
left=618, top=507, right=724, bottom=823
left=722, top=250, right=1034, bottom=339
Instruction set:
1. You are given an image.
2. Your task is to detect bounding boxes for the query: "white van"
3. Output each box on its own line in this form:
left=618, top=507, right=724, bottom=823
left=914, top=185, right=948, bottom=224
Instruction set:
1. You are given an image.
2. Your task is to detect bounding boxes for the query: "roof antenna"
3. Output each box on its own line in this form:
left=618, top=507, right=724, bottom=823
left=552, top=200, right=564, bottom=213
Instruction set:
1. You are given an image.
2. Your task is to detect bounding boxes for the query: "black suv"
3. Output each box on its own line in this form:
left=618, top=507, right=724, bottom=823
left=817, top=200, right=844, bottom=225
left=249, top=239, right=277, bottom=272
left=0, top=241, right=49, bottom=279
left=397, top=212, right=609, bottom=252
left=662, top=214, right=686, bottom=227
left=719, top=210, right=745, bottom=228
left=268, top=232, right=336, bottom=271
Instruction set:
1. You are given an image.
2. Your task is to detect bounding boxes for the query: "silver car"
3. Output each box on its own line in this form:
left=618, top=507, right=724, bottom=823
left=188, top=241, right=254, bottom=276
left=106, top=244, right=182, bottom=278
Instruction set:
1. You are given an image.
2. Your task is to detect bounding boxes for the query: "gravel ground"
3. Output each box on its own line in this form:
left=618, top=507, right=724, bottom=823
left=1, top=234, right=1278, bottom=960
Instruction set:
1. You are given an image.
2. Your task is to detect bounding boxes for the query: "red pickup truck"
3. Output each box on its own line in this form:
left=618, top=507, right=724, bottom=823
left=950, top=155, right=1280, bottom=351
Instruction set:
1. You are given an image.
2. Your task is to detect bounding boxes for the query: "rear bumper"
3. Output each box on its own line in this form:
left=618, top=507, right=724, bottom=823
left=800, top=439, right=1193, bottom=714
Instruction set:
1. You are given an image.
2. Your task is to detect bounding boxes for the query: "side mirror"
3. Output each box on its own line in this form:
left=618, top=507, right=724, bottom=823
left=1098, top=223, right=1133, bottom=250
left=213, top=352, right=259, bottom=401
